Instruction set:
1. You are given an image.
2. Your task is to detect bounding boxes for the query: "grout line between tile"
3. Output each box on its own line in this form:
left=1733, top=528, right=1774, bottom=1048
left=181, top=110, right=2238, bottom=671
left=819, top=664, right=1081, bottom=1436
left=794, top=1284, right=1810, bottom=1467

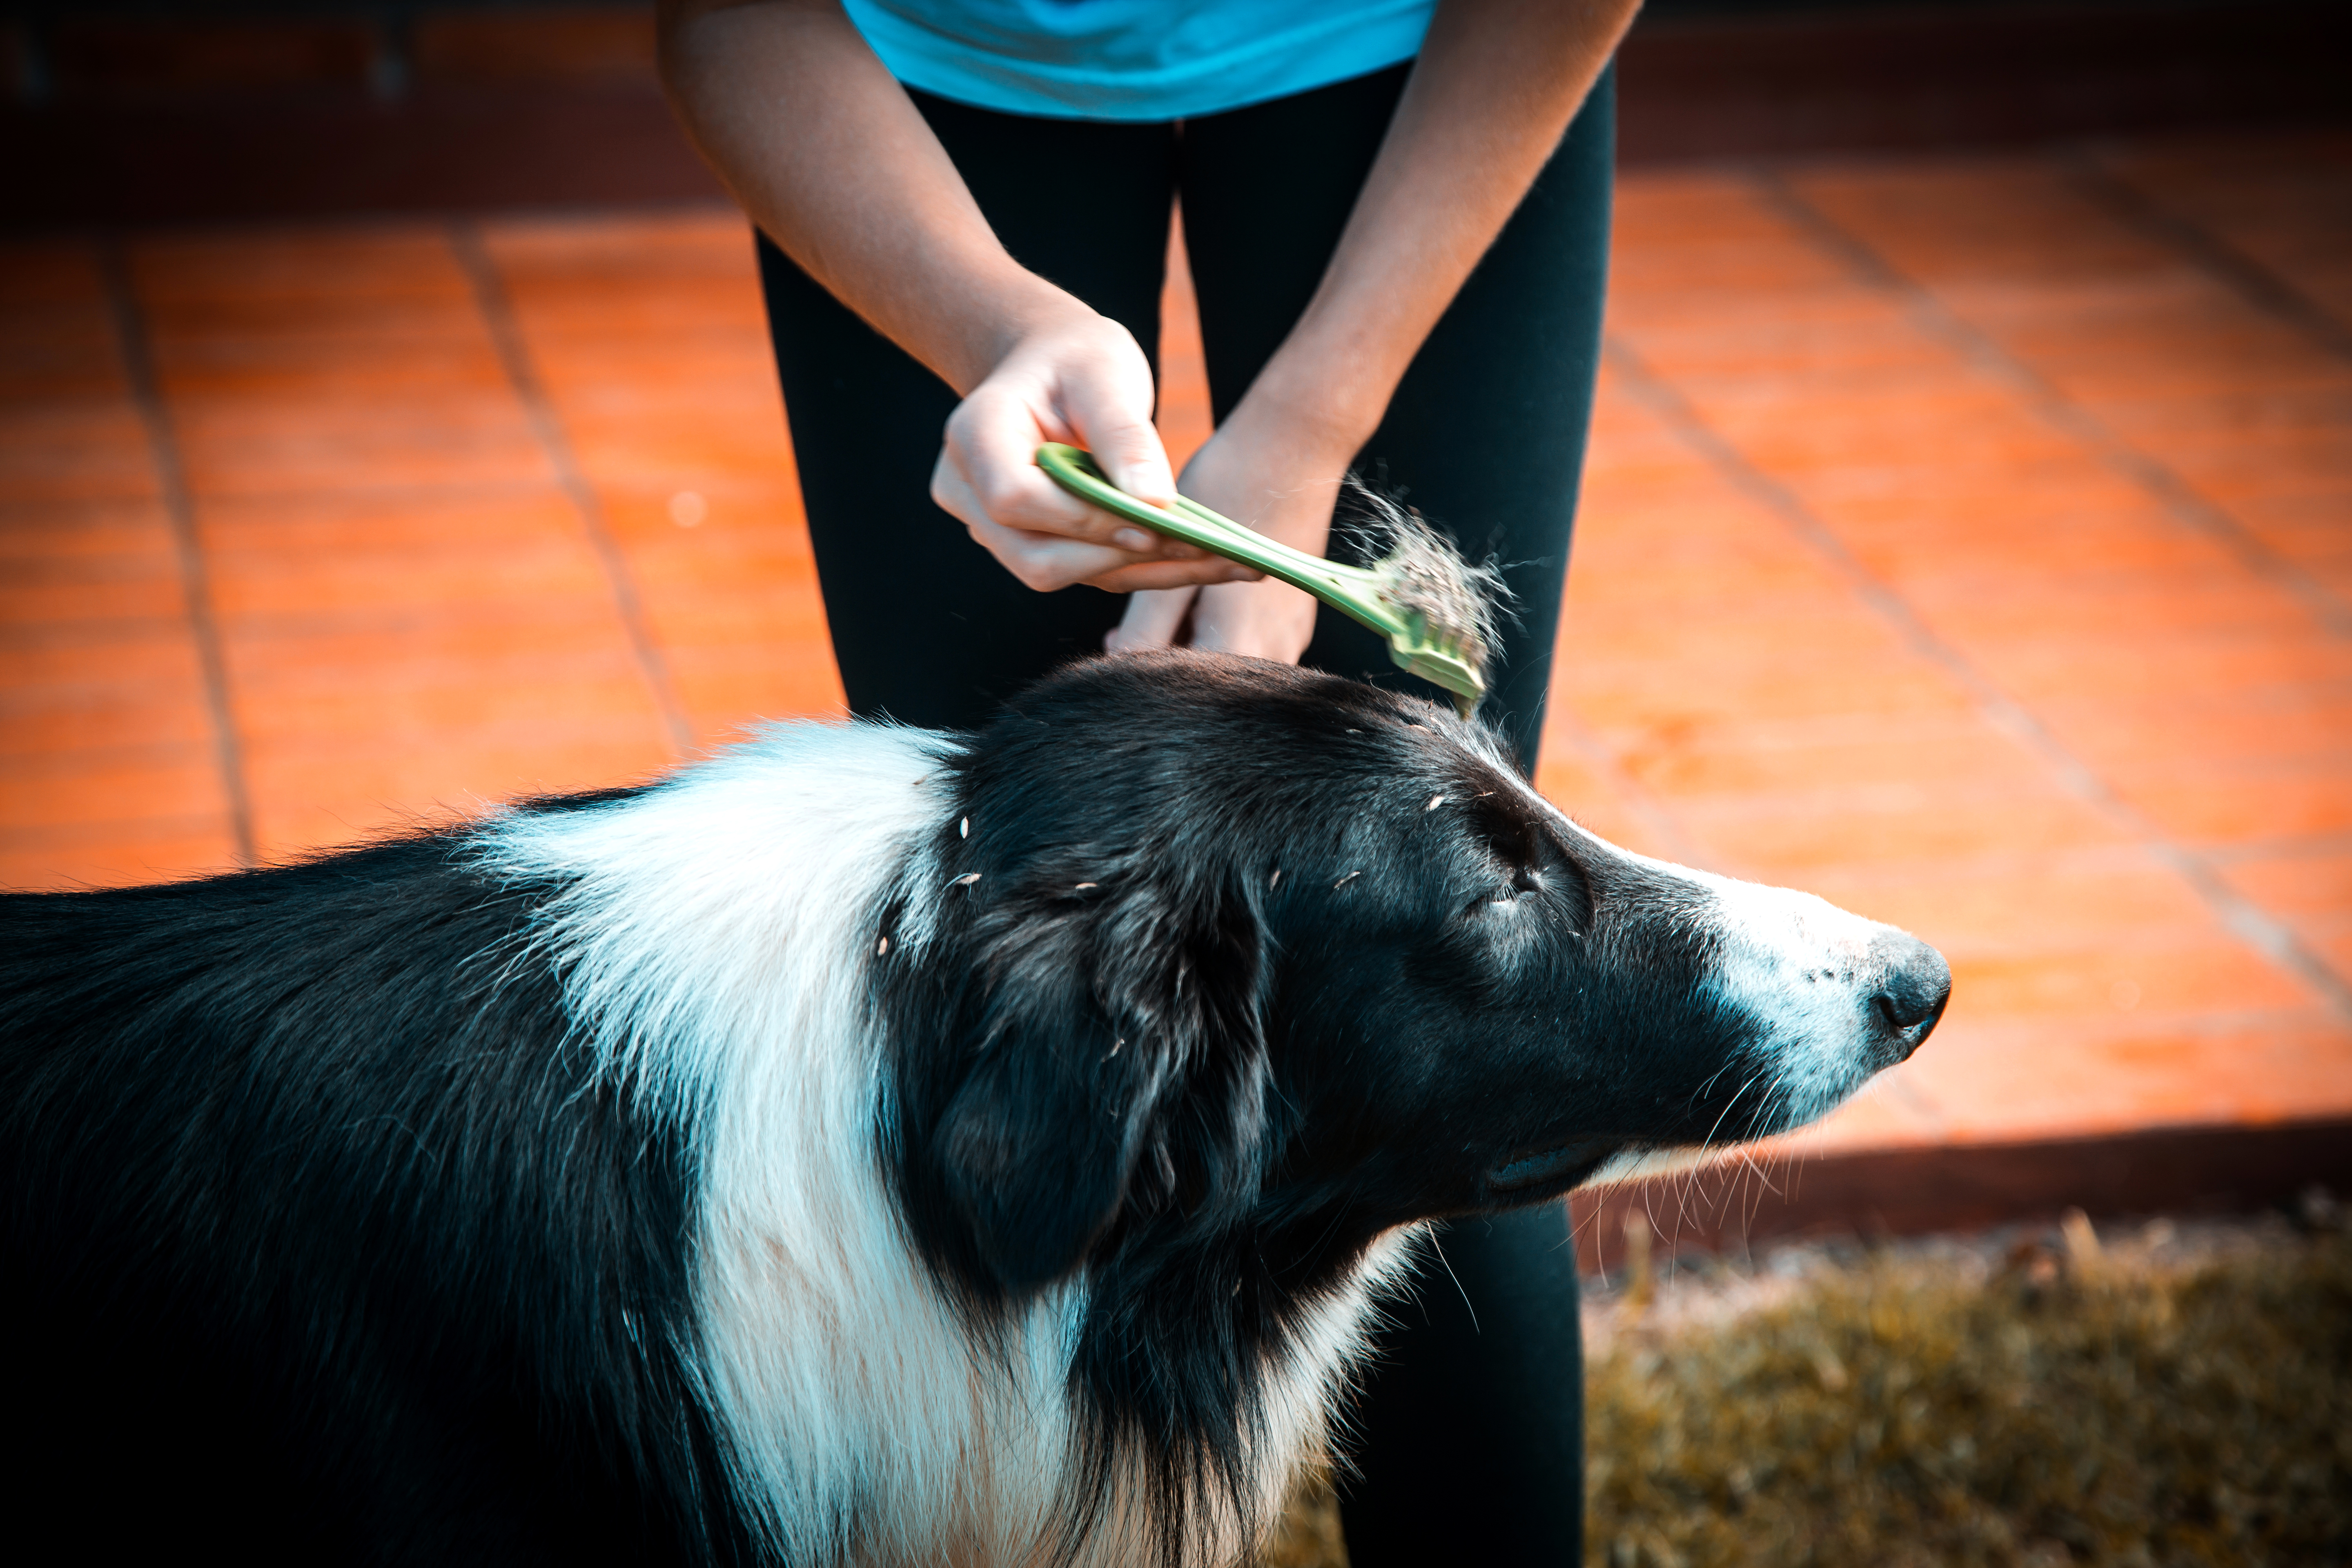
left=449, top=219, right=696, bottom=759
left=1599, top=331, right=2352, bottom=1023
left=2201, top=828, right=2352, bottom=866
left=1747, top=165, right=2352, bottom=643
left=98, top=236, right=257, bottom=869
left=2065, top=151, right=2352, bottom=365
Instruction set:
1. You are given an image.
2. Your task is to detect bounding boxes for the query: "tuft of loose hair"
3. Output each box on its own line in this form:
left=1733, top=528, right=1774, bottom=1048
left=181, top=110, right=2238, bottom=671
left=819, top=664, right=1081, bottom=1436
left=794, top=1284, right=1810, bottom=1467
left=1342, top=482, right=1513, bottom=699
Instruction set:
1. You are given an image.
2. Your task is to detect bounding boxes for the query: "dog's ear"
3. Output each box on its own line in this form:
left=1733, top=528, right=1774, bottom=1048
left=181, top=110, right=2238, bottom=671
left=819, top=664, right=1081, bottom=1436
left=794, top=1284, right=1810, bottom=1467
left=934, top=870, right=1268, bottom=1295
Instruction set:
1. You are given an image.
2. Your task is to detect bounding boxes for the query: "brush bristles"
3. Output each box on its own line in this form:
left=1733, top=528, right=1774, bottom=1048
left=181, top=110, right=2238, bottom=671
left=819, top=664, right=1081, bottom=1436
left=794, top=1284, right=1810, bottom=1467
left=1346, top=485, right=1512, bottom=679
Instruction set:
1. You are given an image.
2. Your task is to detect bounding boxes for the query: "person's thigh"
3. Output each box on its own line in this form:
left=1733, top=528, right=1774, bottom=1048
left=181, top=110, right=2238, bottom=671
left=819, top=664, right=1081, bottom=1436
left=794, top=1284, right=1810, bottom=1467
left=758, top=97, right=1176, bottom=732
left=1179, top=66, right=1615, bottom=775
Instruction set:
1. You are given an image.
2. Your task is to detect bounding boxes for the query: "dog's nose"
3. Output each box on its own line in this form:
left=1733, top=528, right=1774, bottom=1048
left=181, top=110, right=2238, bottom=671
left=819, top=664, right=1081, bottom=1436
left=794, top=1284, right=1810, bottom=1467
left=1866, top=934, right=1951, bottom=1062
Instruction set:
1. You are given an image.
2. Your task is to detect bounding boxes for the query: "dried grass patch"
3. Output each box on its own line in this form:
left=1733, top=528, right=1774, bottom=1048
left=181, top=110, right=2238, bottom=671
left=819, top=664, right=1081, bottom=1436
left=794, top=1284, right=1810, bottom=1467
left=1265, top=1212, right=2352, bottom=1567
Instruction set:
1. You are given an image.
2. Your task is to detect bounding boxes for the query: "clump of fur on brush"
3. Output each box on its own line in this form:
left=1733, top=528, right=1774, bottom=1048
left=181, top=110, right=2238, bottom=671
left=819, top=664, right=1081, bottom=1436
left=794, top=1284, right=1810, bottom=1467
left=1341, top=482, right=1514, bottom=711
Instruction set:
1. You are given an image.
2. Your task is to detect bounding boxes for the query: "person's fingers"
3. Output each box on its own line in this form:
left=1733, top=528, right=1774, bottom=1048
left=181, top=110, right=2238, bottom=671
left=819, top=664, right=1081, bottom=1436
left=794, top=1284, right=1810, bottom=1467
left=938, top=390, right=1148, bottom=546
left=957, top=504, right=1143, bottom=592
left=938, top=388, right=1207, bottom=563
left=1058, top=347, right=1177, bottom=509
left=954, top=499, right=1256, bottom=594
left=1082, top=556, right=1259, bottom=595
left=1106, top=585, right=1200, bottom=651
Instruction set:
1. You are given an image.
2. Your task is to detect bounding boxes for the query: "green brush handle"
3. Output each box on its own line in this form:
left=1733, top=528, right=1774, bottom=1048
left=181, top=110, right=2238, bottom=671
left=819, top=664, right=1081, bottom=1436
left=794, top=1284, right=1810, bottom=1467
left=1035, top=443, right=1408, bottom=640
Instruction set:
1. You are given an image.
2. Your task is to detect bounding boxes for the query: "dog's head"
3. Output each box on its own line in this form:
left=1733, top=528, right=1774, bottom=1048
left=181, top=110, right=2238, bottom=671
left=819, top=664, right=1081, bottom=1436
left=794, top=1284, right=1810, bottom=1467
left=881, top=650, right=1947, bottom=1303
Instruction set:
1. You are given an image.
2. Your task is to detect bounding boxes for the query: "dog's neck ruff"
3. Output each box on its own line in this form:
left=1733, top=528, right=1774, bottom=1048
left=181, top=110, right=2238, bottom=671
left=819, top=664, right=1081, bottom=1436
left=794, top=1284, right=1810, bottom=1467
left=472, top=721, right=1388, bottom=1566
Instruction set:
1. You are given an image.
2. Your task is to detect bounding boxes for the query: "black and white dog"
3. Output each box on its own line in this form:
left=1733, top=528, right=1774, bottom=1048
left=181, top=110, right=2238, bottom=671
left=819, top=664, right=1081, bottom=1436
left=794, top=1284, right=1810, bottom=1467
left=2, top=651, right=1946, bottom=1567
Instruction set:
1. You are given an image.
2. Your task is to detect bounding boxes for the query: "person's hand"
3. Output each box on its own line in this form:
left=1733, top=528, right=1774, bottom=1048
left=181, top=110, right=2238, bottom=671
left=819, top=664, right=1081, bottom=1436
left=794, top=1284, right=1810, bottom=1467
left=1106, top=407, right=1350, bottom=664
left=930, top=303, right=1263, bottom=594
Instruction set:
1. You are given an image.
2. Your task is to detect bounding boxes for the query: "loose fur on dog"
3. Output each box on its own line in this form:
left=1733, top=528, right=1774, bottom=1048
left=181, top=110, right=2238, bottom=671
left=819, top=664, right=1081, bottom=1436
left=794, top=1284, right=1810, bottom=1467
left=0, top=652, right=1947, bottom=1567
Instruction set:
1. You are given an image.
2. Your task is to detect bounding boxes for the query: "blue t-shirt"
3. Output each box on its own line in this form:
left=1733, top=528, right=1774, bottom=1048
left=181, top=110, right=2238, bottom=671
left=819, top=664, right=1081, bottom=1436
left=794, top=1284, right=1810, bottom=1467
left=842, top=0, right=1437, bottom=122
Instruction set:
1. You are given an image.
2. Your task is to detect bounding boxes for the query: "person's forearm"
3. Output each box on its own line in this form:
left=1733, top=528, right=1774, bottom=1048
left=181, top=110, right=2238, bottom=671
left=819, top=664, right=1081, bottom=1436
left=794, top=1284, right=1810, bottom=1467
left=1237, top=0, right=1641, bottom=463
left=661, top=0, right=1201, bottom=590
left=657, top=0, right=1071, bottom=396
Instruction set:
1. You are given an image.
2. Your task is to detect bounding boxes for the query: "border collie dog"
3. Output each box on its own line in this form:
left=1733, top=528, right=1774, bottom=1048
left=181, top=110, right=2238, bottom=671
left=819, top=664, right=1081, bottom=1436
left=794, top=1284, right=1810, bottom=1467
left=2, top=652, right=1946, bottom=1567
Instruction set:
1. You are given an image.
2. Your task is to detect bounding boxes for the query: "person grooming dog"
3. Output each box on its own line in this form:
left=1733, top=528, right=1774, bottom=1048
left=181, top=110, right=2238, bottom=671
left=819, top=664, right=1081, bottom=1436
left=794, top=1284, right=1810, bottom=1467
left=658, top=1, right=1641, bottom=1559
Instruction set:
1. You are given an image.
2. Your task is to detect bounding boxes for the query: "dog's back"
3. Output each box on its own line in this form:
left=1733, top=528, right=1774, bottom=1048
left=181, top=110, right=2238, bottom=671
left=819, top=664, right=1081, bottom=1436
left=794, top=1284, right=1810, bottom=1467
left=3, top=830, right=744, bottom=1566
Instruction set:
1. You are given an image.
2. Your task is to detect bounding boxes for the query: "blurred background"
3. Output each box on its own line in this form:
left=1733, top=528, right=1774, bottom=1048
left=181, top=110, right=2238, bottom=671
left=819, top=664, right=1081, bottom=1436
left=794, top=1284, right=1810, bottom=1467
left=2, top=1, right=2348, bottom=1555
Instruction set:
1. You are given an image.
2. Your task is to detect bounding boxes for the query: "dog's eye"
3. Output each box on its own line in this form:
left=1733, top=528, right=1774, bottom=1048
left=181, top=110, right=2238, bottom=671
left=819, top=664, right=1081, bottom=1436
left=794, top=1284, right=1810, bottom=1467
left=1470, top=871, right=1536, bottom=913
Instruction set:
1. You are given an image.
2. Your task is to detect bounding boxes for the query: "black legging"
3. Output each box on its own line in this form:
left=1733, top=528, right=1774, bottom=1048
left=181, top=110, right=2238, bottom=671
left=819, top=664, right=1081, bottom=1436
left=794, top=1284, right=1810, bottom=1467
left=760, top=61, right=1612, bottom=1565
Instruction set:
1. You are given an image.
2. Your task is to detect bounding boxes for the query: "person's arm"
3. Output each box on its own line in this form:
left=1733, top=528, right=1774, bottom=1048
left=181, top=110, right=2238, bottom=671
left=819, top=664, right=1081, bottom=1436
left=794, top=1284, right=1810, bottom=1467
left=656, top=0, right=1249, bottom=593
left=1115, top=0, right=1642, bottom=659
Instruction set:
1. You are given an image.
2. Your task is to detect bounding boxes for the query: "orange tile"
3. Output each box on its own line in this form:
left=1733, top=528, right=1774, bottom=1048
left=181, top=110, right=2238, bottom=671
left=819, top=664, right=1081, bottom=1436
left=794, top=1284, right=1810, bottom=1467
left=1915, top=570, right=2317, bottom=644
left=0, top=246, right=127, bottom=404
left=1708, top=400, right=2087, bottom=479
left=550, top=414, right=795, bottom=488
left=0, top=621, right=205, bottom=690
left=2095, top=385, right=2352, bottom=444
left=1897, top=1014, right=2352, bottom=1141
left=0, top=497, right=180, bottom=565
left=1533, top=749, right=1688, bottom=865
left=0, top=682, right=216, bottom=758
left=2024, top=690, right=2352, bottom=770
left=0, top=818, right=241, bottom=891
left=1967, top=629, right=2352, bottom=704
left=221, top=610, right=646, bottom=677
left=153, top=340, right=514, bottom=403
left=196, top=482, right=561, bottom=547
left=130, top=227, right=479, bottom=314
left=481, top=211, right=759, bottom=305
left=1670, top=788, right=2129, bottom=878
left=596, top=479, right=809, bottom=552
left=1158, top=220, right=1213, bottom=473
left=2312, top=926, right=2352, bottom=989
left=2217, top=849, right=2352, bottom=919
left=0, top=402, right=160, bottom=505
left=2220, top=490, right=2352, bottom=563
left=239, top=665, right=664, bottom=745
left=666, top=647, right=849, bottom=739
left=1, top=746, right=230, bottom=831
left=412, top=8, right=655, bottom=84
left=245, top=730, right=677, bottom=859
left=170, top=398, right=549, bottom=499
left=1941, top=932, right=2316, bottom=1021
left=212, top=533, right=612, bottom=623
left=1793, top=851, right=2214, bottom=952
left=1561, top=654, right=1975, bottom=733
left=2103, top=764, right=2352, bottom=847
left=0, top=554, right=188, bottom=626
left=1605, top=711, right=2044, bottom=802
left=0, top=239, right=109, bottom=311
left=639, top=592, right=835, bottom=651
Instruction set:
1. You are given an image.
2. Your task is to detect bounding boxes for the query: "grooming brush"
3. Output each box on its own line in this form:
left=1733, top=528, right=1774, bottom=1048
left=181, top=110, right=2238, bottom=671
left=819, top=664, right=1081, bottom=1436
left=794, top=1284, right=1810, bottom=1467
left=1036, top=442, right=1500, bottom=715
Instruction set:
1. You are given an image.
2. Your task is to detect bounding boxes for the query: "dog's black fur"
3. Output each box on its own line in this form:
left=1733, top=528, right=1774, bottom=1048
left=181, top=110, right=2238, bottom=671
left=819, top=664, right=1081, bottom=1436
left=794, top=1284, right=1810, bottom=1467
left=1, top=653, right=1945, bottom=1566
left=3, top=806, right=748, bottom=1564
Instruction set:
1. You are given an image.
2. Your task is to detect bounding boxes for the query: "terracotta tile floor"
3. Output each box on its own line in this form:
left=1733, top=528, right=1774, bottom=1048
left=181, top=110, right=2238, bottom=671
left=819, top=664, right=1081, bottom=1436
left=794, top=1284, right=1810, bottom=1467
left=4, top=129, right=2348, bottom=1167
